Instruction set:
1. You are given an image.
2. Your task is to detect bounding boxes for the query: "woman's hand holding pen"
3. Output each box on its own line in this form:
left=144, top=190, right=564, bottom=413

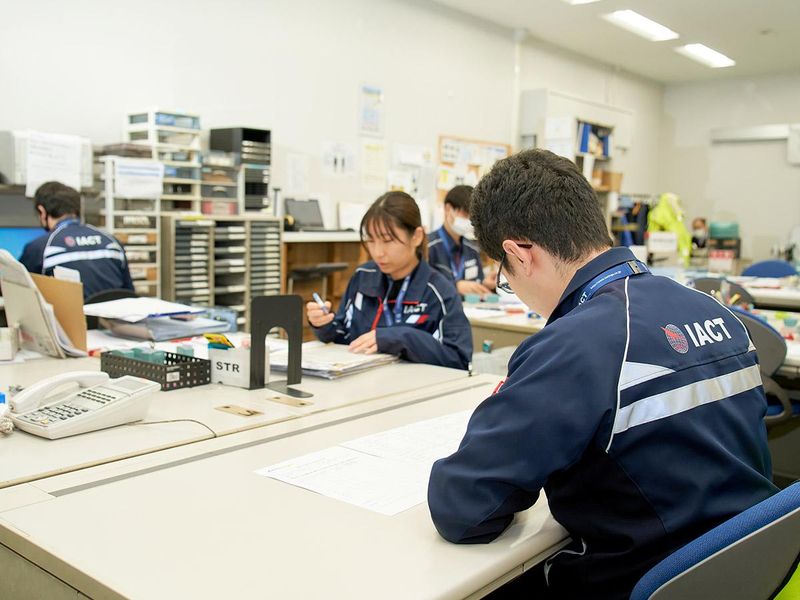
left=306, top=301, right=334, bottom=328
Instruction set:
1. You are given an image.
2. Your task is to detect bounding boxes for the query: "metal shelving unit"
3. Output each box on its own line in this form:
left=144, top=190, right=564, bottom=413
left=126, top=110, right=203, bottom=212
left=161, top=214, right=282, bottom=330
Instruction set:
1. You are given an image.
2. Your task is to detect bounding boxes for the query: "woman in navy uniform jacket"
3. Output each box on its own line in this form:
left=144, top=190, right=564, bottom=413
left=306, top=191, right=472, bottom=370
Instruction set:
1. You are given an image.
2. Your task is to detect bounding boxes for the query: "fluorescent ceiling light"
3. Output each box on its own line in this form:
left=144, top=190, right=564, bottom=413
left=561, top=0, right=602, bottom=4
left=602, top=10, right=679, bottom=42
left=675, top=43, right=736, bottom=68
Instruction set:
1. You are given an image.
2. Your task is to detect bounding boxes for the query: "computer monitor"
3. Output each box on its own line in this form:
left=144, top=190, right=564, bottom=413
left=285, top=198, right=325, bottom=229
left=0, top=227, right=43, bottom=260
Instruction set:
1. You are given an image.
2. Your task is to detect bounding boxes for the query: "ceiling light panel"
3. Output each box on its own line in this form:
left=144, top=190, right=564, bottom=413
left=675, top=43, right=736, bottom=68
left=602, top=10, right=679, bottom=42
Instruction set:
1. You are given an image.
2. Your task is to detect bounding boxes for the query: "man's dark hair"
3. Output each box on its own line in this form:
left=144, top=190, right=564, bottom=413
left=34, top=181, right=81, bottom=218
left=443, top=185, right=473, bottom=213
left=471, top=149, right=611, bottom=265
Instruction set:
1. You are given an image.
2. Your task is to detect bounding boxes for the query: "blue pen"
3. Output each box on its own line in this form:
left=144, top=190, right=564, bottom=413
left=313, top=292, right=330, bottom=314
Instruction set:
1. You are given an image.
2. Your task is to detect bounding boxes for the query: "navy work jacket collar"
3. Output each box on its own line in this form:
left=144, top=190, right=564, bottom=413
left=437, top=226, right=463, bottom=250
left=548, top=247, right=639, bottom=324
left=358, top=259, right=431, bottom=302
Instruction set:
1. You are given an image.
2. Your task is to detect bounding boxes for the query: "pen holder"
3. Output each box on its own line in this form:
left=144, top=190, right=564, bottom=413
left=209, top=347, right=269, bottom=389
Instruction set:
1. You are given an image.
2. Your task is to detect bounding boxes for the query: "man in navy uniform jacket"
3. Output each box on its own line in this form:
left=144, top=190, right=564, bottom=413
left=428, top=185, right=495, bottom=296
left=428, top=149, right=776, bottom=599
left=20, top=182, right=134, bottom=300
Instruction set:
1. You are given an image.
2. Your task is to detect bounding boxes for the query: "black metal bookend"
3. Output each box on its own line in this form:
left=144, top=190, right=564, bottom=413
left=249, top=294, right=312, bottom=398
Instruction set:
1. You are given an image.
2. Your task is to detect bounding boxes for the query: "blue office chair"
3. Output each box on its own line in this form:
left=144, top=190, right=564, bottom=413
left=630, top=482, right=800, bottom=600
left=729, top=306, right=795, bottom=427
left=730, top=306, right=800, bottom=487
left=742, top=260, right=798, bottom=278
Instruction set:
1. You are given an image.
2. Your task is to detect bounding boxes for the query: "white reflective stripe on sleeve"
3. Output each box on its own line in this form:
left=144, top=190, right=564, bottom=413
left=612, top=363, right=762, bottom=435
left=619, top=361, right=675, bottom=391
left=42, top=249, right=126, bottom=270
left=43, top=245, right=66, bottom=257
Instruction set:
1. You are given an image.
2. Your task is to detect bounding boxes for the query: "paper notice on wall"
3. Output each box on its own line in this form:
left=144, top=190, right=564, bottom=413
left=321, top=141, right=357, bottom=176
left=387, top=170, right=416, bottom=194
left=436, top=165, right=455, bottom=191
left=545, top=139, right=575, bottom=159
left=25, top=131, right=82, bottom=196
left=393, top=144, right=432, bottom=168
left=358, top=84, right=384, bottom=138
left=286, top=153, right=310, bottom=196
left=361, top=140, right=387, bottom=190
left=114, top=159, right=164, bottom=199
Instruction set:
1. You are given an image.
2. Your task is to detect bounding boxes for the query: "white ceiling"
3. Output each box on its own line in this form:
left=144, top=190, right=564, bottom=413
left=431, top=0, right=800, bottom=83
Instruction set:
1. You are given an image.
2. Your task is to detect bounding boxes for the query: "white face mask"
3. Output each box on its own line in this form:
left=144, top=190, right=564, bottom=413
left=451, top=216, right=476, bottom=240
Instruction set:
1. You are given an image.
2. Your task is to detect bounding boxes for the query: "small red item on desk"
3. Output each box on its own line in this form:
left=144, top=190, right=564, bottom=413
left=505, top=307, right=526, bottom=314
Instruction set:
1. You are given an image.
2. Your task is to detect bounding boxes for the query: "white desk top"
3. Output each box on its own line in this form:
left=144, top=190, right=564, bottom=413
left=0, top=377, right=567, bottom=600
left=746, top=286, right=800, bottom=310
left=466, top=306, right=547, bottom=335
left=0, top=357, right=468, bottom=489
left=282, top=231, right=361, bottom=243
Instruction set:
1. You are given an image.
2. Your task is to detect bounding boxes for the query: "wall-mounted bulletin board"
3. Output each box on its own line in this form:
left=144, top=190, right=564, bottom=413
left=436, top=135, right=511, bottom=203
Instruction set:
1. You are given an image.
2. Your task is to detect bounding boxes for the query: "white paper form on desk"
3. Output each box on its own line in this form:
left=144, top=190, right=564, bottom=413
left=255, top=410, right=474, bottom=515
left=255, top=446, right=429, bottom=516
left=341, top=410, right=472, bottom=467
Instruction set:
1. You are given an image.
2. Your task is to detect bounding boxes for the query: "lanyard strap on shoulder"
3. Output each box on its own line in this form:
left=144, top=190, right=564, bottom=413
left=578, top=260, right=649, bottom=305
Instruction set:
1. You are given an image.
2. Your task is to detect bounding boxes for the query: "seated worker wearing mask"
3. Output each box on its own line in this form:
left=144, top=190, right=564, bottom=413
left=428, top=185, right=495, bottom=296
left=20, top=181, right=134, bottom=300
left=428, top=149, right=776, bottom=600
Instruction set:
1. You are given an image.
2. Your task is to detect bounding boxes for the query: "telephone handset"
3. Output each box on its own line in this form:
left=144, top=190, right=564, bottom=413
left=9, top=371, right=160, bottom=440
left=10, top=371, right=110, bottom=414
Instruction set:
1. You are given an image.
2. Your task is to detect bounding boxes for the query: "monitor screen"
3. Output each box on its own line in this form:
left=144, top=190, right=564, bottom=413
left=285, top=199, right=324, bottom=228
left=0, top=227, right=43, bottom=260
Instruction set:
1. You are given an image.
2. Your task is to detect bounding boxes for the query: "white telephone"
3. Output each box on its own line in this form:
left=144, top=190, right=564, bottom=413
left=9, top=371, right=160, bottom=440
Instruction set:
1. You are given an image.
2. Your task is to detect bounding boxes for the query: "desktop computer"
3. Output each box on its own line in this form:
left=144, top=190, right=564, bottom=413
left=0, top=227, right=43, bottom=260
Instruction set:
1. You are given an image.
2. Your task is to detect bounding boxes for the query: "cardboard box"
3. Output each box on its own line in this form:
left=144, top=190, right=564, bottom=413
left=601, top=171, right=623, bottom=192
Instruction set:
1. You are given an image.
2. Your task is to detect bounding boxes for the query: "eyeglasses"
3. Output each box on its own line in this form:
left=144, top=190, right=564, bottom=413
left=496, top=244, right=533, bottom=294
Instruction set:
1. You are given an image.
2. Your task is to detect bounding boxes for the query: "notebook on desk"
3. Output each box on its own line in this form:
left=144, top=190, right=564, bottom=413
left=285, top=198, right=354, bottom=232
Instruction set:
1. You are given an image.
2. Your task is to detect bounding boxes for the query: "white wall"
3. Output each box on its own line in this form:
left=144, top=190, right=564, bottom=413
left=0, top=0, right=663, bottom=222
left=660, top=73, right=800, bottom=260
left=519, top=39, right=664, bottom=195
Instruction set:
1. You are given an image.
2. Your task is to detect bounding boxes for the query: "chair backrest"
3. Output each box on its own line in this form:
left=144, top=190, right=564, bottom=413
left=728, top=306, right=787, bottom=376
left=630, top=482, right=800, bottom=600
left=742, top=260, right=798, bottom=278
left=690, top=277, right=755, bottom=307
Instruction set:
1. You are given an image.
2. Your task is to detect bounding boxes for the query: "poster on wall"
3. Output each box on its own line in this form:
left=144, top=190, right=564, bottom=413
left=361, top=140, right=387, bottom=190
left=286, top=153, right=310, bottom=198
left=25, top=131, right=82, bottom=197
left=358, top=84, right=385, bottom=138
left=114, top=159, right=164, bottom=199
left=321, top=141, right=357, bottom=176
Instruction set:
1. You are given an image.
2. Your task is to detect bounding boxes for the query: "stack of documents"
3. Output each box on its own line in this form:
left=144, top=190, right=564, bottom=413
left=270, top=340, right=398, bottom=379
left=84, top=298, right=230, bottom=341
